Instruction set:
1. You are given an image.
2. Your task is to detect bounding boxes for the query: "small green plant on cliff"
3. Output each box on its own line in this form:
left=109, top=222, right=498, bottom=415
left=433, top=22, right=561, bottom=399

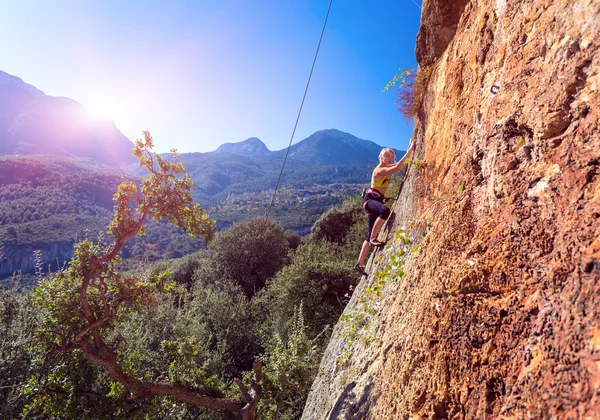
left=383, top=66, right=433, bottom=122
left=408, top=157, right=424, bottom=172
left=337, top=228, right=419, bottom=364
left=25, top=132, right=265, bottom=419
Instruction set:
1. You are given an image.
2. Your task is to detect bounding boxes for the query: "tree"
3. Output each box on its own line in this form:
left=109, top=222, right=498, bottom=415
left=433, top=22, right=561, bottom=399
left=310, top=203, right=363, bottom=244
left=207, top=218, right=289, bottom=296
left=256, top=241, right=356, bottom=340
left=29, top=132, right=263, bottom=419
left=284, top=229, right=303, bottom=251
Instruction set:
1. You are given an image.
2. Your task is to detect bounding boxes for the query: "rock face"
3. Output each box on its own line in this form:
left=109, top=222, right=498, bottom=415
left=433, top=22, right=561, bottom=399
left=303, top=0, right=599, bottom=419
left=415, top=0, right=469, bottom=66
left=0, top=242, right=74, bottom=279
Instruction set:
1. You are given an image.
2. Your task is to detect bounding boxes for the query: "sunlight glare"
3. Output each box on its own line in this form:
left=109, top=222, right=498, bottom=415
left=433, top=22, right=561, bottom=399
left=85, top=101, right=118, bottom=122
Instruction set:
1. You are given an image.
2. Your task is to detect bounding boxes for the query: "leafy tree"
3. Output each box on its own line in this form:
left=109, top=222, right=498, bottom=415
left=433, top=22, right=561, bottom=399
left=206, top=218, right=289, bottom=296
left=27, top=132, right=263, bottom=419
left=283, top=229, right=303, bottom=251
left=256, top=241, right=356, bottom=340
left=310, top=201, right=363, bottom=244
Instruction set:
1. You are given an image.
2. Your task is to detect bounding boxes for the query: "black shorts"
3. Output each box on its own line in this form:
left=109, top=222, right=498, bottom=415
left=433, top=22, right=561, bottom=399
left=363, top=198, right=390, bottom=241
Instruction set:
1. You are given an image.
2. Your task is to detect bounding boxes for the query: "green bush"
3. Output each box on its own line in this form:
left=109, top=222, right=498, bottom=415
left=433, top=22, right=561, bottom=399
left=206, top=218, right=289, bottom=296
left=0, top=287, right=41, bottom=419
left=258, top=305, right=324, bottom=419
left=310, top=201, right=363, bottom=244
left=256, top=241, right=356, bottom=340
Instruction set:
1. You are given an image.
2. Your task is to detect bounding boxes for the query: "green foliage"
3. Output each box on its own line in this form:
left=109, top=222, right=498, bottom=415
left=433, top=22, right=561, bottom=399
left=120, top=132, right=215, bottom=241
left=408, top=157, right=424, bottom=172
left=116, top=288, right=227, bottom=392
left=257, top=241, right=355, bottom=340
left=284, top=229, right=303, bottom=250
left=382, top=66, right=433, bottom=122
left=0, top=287, right=41, bottom=419
left=258, top=306, right=324, bottom=419
left=310, top=201, right=363, bottom=244
left=205, top=217, right=289, bottom=296
left=25, top=132, right=221, bottom=417
left=382, top=68, right=414, bottom=92
left=190, top=277, right=262, bottom=378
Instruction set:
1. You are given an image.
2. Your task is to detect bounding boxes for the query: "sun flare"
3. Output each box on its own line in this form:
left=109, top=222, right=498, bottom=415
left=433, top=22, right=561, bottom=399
left=85, top=101, right=118, bottom=121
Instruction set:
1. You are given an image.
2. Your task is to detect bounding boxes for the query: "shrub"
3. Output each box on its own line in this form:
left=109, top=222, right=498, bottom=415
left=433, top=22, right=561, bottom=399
left=256, top=241, right=355, bottom=340
left=258, top=305, right=324, bottom=419
left=383, top=66, right=433, bottom=122
left=310, top=205, right=363, bottom=244
left=207, top=218, right=289, bottom=296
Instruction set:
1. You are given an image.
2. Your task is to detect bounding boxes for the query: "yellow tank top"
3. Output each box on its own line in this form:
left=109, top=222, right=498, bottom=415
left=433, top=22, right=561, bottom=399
left=371, top=173, right=390, bottom=189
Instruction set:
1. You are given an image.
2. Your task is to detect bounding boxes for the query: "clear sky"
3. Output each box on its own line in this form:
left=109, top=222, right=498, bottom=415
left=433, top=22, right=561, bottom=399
left=0, top=0, right=422, bottom=154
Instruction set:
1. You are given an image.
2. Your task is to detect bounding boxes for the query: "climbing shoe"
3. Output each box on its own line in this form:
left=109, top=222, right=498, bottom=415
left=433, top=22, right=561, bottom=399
left=354, top=263, right=368, bottom=276
left=369, top=238, right=385, bottom=247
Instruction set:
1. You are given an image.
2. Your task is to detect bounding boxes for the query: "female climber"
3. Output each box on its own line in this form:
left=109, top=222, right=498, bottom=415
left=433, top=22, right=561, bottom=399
left=354, top=142, right=414, bottom=276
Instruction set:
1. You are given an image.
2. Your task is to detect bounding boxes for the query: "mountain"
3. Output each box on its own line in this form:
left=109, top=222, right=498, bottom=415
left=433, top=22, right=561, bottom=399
left=212, top=129, right=403, bottom=165
left=214, top=137, right=270, bottom=156
left=280, top=129, right=388, bottom=165
left=0, top=70, right=135, bottom=166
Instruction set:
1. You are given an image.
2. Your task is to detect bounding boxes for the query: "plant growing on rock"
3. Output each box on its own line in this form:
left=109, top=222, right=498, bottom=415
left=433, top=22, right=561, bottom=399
left=383, top=66, right=433, bottom=122
left=27, top=131, right=263, bottom=419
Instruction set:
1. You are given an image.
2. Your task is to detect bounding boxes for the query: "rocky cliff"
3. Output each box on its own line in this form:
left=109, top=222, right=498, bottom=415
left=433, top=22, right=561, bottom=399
left=0, top=241, right=74, bottom=280
left=303, top=0, right=599, bottom=418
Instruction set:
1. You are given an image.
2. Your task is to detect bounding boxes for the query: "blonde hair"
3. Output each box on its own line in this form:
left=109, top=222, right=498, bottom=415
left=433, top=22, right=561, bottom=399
left=379, top=148, right=395, bottom=164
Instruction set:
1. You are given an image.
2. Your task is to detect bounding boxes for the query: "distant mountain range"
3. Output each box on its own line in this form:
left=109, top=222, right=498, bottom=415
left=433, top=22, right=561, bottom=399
left=211, top=130, right=395, bottom=165
left=0, top=69, right=402, bottom=168
left=163, top=128, right=403, bottom=203
left=0, top=69, right=407, bottom=280
left=0, top=70, right=135, bottom=166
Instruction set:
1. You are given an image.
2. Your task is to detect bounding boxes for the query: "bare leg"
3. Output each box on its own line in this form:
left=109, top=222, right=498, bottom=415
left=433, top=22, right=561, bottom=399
left=357, top=216, right=388, bottom=267
left=369, top=217, right=387, bottom=242
left=357, top=240, right=371, bottom=266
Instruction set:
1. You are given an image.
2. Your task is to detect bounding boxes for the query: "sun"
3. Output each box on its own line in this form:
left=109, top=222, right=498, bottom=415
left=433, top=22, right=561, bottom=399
left=84, top=101, right=118, bottom=122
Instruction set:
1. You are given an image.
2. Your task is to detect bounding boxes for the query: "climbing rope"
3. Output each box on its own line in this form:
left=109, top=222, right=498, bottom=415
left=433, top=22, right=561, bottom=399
left=265, top=0, right=333, bottom=220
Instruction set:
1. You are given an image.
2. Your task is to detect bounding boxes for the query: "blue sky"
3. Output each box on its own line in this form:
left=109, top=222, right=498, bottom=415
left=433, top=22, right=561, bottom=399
left=0, top=0, right=422, bottom=153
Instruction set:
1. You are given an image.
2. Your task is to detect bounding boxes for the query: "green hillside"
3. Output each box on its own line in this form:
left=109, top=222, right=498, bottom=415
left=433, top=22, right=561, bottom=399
left=0, top=155, right=121, bottom=245
left=0, top=156, right=209, bottom=280
left=0, top=153, right=368, bottom=280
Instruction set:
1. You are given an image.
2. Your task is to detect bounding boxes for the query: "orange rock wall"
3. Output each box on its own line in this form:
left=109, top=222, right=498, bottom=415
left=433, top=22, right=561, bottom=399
left=303, top=0, right=599, bottom=418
